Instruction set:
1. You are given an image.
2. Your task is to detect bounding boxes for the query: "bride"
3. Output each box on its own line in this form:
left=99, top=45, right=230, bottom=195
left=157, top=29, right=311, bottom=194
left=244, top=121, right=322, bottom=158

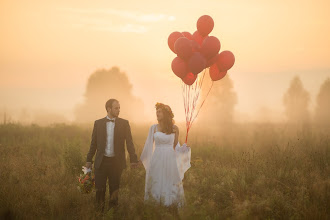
left=140, top=103, right=191, bottom=207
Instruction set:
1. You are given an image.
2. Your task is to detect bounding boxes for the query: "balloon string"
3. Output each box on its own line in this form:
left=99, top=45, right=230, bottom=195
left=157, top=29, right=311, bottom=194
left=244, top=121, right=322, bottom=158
left=183, top=82, right=190, bottom=143
left=182, top=83, right=186, bottom=127
left=190, top=80, right=214, bottom=127
left=190, top=74, right=201, bottom=124
left=183, top=69, right=207, bottom=144
left=188, top=70, right=207, bottom=129
left=183, top=82, right=188, bottom=124
left=187, top=85, right=190, bottom=127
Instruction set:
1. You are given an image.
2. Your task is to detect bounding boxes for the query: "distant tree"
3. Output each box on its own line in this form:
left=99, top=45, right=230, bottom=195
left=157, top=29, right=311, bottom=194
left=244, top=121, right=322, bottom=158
left=3, top=111, right=6, bottom=125
left=315, top=78, right=330, bottom=124
left=283, top=76, right=310, bottom=123
left=198, top=74, right=238, bottom=126
left=74, top=67, right=144, bottom=123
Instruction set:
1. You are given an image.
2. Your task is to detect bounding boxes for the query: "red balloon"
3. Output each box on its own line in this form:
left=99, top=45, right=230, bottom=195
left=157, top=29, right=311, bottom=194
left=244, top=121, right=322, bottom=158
left=182, top=72, right=197, bottom=85
left=188, top=52, right=206, bottom=75
left=182, top=32, right=193, bottom=40
left=216, top=50, right=235, bottom=72
left=192, top=30, right=206, bottom=46
left=209, top=64, right=227, bottom=81
left=174, top=37, right=193, bottom=60
left=197, top=15, right=214, bottom=37
left=206, top=54, right=219, bottom=68
left=171, top=57, right=189, bottom=79
left=168, top=32, right=184, bottom=53
left=200, top=36, right=221, bottom=59
left=191, top=40, right=200, bottom=52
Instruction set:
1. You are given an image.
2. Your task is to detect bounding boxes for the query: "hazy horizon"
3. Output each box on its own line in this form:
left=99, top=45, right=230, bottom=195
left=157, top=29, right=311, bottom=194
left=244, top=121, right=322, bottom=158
left=1, top=0, right=329, bottom=125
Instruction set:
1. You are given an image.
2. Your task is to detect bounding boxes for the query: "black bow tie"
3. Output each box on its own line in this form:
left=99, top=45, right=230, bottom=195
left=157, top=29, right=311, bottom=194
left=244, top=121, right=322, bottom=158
left=107, top=118, right=115, bottom=122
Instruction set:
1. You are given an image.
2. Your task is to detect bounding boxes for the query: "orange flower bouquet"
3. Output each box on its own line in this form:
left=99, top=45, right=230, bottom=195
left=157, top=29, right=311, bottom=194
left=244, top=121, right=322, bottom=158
left=78, top=166, right=95, bottom=194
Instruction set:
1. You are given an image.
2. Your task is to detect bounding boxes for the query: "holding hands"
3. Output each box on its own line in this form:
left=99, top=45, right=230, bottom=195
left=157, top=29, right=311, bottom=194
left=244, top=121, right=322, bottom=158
left=130, top=160, right=142, bottom=169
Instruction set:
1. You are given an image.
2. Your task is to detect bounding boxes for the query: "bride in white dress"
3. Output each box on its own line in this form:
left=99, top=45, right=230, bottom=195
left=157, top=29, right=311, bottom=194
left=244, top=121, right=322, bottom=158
left=140, top=103, right=191, bottom=207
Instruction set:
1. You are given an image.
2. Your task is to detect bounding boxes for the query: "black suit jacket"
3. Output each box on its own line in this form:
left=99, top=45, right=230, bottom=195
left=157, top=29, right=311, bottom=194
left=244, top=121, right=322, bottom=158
left=86, top=117, right=138, bottom=170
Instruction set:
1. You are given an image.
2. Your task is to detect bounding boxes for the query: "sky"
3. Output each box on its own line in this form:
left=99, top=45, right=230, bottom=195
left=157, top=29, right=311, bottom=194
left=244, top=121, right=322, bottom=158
left=1, top=0, right=330, bottom=123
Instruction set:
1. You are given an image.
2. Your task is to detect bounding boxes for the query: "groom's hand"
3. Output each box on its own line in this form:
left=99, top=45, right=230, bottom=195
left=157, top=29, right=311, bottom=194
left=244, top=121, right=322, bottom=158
left=85, top=162, right=92, bottom=169
left=130, top=161, right=141, bottom=169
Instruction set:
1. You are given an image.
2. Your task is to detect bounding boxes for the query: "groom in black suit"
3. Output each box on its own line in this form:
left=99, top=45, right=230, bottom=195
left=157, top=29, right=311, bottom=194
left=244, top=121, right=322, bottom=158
left=85, top=98, right=139, bottom=212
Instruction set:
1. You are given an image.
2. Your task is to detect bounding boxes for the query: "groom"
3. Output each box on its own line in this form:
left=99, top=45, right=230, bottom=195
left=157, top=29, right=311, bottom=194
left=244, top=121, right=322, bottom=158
left=85, top=98, right=139, bottom=212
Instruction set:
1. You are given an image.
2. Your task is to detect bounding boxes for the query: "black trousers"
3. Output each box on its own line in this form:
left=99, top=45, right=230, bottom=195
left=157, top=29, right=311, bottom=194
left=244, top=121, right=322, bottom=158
left=95, top=156, right=123, bottom=212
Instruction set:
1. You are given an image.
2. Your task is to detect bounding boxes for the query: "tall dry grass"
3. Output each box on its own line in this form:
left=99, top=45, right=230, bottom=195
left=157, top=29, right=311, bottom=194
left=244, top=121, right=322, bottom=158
left=0, top=122, right=329, bottom=219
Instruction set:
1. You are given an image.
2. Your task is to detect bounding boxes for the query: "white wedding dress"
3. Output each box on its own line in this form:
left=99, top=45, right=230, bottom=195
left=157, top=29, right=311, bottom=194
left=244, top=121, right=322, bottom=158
left=140, top=124, right=191, bottom=207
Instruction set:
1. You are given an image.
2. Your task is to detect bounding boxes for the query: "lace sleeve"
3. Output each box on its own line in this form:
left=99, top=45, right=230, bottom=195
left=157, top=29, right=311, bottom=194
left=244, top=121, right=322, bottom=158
left=140, top=124, right=156, bottom=172
left=175, top=143, right=191, bottom=180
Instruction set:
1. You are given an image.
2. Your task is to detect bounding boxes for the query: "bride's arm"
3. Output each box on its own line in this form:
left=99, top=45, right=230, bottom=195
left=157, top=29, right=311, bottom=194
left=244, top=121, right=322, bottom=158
left=173, top=125, right=179, bottom=150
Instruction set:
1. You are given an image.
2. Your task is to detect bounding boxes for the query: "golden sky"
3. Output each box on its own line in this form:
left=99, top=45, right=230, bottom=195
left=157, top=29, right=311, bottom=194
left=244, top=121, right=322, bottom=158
left=1, top=0, right=330, bottom=122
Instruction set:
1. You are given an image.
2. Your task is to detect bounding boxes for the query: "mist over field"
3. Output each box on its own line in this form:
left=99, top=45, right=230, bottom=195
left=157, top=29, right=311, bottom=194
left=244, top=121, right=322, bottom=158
left=1, top=67, right=329, bottom=219
left=1, top=66, right=330, bottom=129
left=1, top=0, right=330, bottom=219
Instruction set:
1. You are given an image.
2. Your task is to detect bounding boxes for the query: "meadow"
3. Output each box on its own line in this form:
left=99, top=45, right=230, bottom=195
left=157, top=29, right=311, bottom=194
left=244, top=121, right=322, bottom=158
left=0, top=122, right=329, bottom=219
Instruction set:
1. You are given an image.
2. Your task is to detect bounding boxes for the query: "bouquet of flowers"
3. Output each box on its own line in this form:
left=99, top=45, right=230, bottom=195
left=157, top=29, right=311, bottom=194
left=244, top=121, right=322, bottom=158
left=78, top=166, right=95, bottom=194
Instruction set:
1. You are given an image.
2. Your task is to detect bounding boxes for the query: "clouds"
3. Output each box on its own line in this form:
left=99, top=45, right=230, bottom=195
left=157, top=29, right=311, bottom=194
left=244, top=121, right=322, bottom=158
left=59, top=8, right=176, bottom=33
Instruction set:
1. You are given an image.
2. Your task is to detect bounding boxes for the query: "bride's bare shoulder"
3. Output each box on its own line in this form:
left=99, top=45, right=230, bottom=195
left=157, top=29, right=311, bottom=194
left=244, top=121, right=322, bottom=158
left=173, top=124, right=179, bottom=132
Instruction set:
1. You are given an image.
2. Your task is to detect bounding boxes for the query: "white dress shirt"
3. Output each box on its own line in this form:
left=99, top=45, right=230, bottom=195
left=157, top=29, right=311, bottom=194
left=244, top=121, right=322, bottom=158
left=104, top=115, right=116, bottom=157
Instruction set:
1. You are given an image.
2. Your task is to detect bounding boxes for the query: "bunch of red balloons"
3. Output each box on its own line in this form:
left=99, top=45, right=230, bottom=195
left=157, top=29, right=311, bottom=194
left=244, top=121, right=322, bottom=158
left=168, top=15, right=235, bottom=85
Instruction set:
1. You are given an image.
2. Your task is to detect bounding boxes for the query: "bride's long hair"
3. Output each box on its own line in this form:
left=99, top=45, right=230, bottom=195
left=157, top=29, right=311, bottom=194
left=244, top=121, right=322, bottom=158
left=155, top=103, right=175, bottom=134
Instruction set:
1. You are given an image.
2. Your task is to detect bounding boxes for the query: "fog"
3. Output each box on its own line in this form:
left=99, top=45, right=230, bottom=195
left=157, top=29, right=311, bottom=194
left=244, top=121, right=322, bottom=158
left=1, top=66, right=329, bottom=128
left=1, top=1, right=330, bottom=127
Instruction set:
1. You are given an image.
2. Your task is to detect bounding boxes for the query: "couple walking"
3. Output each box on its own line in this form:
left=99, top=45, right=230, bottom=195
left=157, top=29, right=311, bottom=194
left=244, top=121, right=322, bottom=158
left=85, top=99, right=191, bottom=212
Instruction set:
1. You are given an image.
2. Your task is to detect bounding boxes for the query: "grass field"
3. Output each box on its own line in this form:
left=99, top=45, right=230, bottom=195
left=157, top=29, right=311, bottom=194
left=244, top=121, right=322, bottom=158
left=0, top=122, right=329, bottom=219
